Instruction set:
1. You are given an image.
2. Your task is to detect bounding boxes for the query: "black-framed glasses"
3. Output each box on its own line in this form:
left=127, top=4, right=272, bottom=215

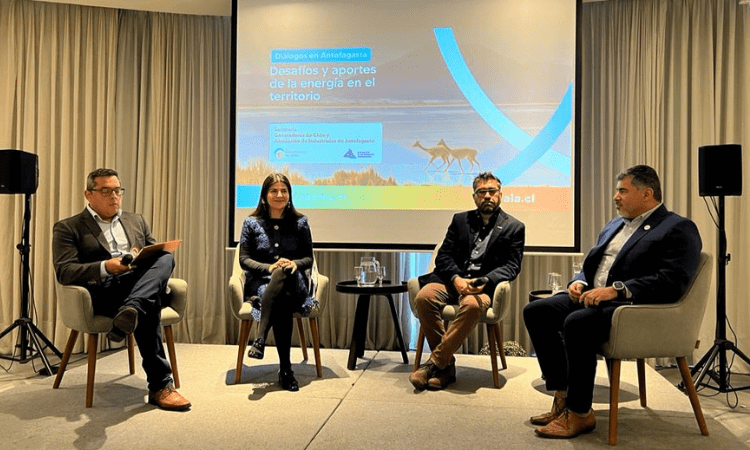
left=474, top=188, right=500, bottom=196
left=89, top=187, right=125, bottom=196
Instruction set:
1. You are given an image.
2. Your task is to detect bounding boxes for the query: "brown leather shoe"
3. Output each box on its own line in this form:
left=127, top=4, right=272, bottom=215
left=148, top=386, right=191, bottom=411
left=409, top=361, right=438, bottom=390
left=427, top=362, right=456, bottom=390
left=530, top=391, right=566, bottom=425
left=534, top=408, right=596, bottom=439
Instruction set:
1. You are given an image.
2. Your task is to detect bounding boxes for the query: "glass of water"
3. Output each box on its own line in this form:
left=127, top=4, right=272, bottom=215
left=547, top=272, right=563, bottom=292
left=377, top=266, right=386, bottom=286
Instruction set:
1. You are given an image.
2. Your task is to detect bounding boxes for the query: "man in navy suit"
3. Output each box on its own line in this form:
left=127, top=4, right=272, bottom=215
left=53, top=168, right=190, bottom=411
left=524, top=165, right=702, bottom=439
left=410, top=172, right=525, bottom=390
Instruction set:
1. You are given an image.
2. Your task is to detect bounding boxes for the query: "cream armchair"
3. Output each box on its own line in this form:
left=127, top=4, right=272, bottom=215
left=52, top=278, right=187, bottom=407
left=228, top=244, right=329, bottom=383
left=601, top=251, right=713, bottom=445
left=407, top=243, right=511, bottom=388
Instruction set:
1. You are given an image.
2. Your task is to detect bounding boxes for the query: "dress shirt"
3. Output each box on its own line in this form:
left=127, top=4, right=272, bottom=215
left=585, top=203, right=662, bottom=298
left=86, top=205, right=130, bottom=278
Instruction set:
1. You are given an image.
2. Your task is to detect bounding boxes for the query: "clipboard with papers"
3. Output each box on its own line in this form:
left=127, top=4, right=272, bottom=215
left=129, top=239, right=182, bottom=263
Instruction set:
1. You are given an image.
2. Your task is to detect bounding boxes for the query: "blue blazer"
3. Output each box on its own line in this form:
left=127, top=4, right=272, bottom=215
left=572, top=204, right=702, bottom=304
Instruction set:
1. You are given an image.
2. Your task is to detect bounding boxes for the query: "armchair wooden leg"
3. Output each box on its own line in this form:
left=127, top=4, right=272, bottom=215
left=676, top=356, right=709, bottom=437
left=86, top=333, right=99, bottom=408
left=636, top=358, right=646, bottom=407
left=235, top=319, right=252, bottom=384
left=53, top=330, right=79, bottom=389
left=486, top=323, right=500, bottom=388
left=309, top=317, right=322, bottom=377
left=127, top=333, right=136, bottom=375
left=495, top=321, right=507, bottom=370
left=164, top=325, right=180, bottom=388
left=296, top=317, right=309, bottom=361
left=414, top=327, right=425, bottom=371
left=608, top=358, right=622, bottom=446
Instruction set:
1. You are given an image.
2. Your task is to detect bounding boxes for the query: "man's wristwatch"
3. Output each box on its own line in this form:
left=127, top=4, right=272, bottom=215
left=612, top=281, right=626, bottom=300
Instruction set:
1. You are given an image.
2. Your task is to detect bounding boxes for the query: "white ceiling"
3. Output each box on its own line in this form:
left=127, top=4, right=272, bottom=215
left=34, top=0, right=231, bottom=16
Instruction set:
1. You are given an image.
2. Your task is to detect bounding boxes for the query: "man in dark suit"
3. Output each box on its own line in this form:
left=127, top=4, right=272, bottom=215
left=409, top=172, right=525, bottom=390
left=53, top=168, right=190, bottom=411
left=524, top=165, right=702, bottom=439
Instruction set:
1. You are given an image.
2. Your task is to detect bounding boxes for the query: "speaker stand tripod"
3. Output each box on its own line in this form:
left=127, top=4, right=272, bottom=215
left=0, top=193, right=62, bottom=375
left=689, top=195, right=750, bottom=393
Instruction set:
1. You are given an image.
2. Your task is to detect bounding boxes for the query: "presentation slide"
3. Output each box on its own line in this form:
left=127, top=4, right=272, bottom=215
left=232, top=0, right=580, bottom=250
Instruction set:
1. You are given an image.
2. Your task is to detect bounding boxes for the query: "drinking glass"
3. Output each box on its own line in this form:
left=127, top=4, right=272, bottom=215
left=360, top=257, right=379, bottom=286
left=353, top=266, right=362, bottom=286
left=547, top=272, right=563, bottom=292
left=377, top=266, right=386, bottom=286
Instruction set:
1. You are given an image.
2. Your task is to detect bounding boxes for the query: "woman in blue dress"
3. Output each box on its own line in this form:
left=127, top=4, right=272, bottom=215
left=239, top=173, right=316, bottom=391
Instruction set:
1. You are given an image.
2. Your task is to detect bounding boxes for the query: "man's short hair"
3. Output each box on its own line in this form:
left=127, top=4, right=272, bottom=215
left=617, top=165, right=662, bottom=202
left=86, top=168, right=119, bottom=191
left=472, top=172, right=502, bottom=191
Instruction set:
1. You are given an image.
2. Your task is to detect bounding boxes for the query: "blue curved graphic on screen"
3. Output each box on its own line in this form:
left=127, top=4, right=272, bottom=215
left=433, top=27, right=572, bottom=183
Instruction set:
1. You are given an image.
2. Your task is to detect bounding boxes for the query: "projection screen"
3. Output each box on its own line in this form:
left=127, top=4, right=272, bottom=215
left=231, top=0, right=581, bottom=251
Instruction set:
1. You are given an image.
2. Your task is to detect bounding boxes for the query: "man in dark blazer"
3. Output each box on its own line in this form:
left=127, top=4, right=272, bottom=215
left=53, top=168, right=190, bottom=411
left=410, top=172, right=525, bottom=390
left=524, top=165, right=702, bottom=439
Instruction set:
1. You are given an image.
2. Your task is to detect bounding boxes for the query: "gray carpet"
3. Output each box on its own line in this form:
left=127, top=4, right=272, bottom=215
left=0, top=343, right=746, bottom=449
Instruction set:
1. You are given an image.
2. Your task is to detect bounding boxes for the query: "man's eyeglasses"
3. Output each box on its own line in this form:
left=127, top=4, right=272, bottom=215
left=89, top=187, right=125, bottom=196
left=474, top=188, right=500, bottom=196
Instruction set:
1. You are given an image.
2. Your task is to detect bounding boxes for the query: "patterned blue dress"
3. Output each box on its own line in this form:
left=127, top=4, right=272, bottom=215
left=238, top=214, right=316, bottom=322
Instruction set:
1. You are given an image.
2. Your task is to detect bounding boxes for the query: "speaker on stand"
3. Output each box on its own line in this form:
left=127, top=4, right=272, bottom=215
left=0, top=149, right=61, bottom=375
left=689, top=143, right=750, bottom=393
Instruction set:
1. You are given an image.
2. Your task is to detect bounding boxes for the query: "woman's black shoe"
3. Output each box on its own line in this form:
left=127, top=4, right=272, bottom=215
left=247, top=338, right=265, bottom=359
left=278, top=368, right=299, bottom=392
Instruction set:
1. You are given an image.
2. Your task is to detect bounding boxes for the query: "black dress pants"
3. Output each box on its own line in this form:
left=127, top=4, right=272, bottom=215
left=523, top=292, right=618, bottom=413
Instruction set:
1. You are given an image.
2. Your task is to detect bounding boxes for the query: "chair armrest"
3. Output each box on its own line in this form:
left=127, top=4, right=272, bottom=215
left=485, top=281, right=511, bottom=323
left=313, top=274, right=329, bottom=314
left=166, top=278, right=187, bottom=317
left=407, top=278, right=421, bottom=315
left=601, top=302, right=699, bottom=359
left=228, top=272, right=245, bottom=321
left=55, top=283, right=110, bottom=333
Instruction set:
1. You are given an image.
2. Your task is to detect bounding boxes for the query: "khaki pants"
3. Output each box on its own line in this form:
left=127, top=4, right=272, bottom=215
left=414, top=282, right=490, bottom=368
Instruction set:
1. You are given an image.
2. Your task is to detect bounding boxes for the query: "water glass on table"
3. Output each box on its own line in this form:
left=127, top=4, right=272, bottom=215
left=377, top=266, right=386, bottom=286
left=547, top=272, right=563, bottom=293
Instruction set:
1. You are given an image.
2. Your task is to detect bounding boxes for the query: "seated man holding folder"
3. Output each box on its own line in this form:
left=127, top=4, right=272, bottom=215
left=52, top=168, right=190, bottom=411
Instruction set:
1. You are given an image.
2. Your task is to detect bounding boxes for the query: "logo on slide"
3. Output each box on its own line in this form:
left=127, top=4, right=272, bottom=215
left=275, top=148, right=285, bottom=160
left=343, top=149, right=356, bottom=159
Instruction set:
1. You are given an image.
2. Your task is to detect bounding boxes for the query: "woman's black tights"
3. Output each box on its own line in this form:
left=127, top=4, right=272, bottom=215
left=257, top=268, right=295, bottom=370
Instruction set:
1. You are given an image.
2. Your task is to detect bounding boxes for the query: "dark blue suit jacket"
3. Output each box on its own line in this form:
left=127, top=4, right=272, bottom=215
left=418, top=208, right=525, bottom=296
left=572, top=204, right=702, bottom=304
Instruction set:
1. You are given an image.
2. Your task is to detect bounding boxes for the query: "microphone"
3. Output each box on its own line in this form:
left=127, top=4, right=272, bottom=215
left=470, top=277, right=488, bottom=287
left=121, top=254, right=134, bottom=265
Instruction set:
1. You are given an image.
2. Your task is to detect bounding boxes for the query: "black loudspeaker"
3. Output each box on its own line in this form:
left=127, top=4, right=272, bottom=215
left=0, top=150, right=39, bottom=194
left=698, top=144, right=742, bottom=197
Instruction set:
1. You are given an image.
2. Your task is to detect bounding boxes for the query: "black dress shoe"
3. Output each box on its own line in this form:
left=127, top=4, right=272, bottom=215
left=107, top=306, right=138, bottom=342
left=278, top=368, right=299, bottom=392
left=247, top=338, right=265, bottom=359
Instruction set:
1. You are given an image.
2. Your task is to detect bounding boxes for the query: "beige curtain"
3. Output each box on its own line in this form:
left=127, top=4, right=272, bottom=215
left=0, top=0, right=231, bottom=357
left=1, top=0, right=749, bottom=375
